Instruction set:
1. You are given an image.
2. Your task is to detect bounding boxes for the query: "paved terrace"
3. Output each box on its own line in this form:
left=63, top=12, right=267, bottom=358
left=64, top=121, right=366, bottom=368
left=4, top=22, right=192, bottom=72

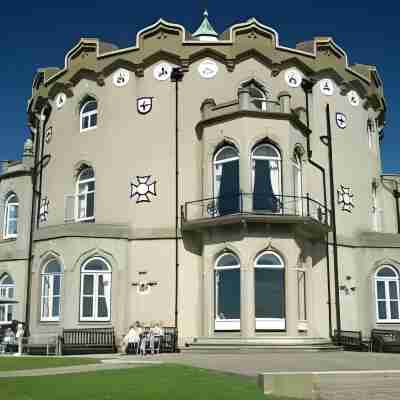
left=2, top=351, right=400, bottom=378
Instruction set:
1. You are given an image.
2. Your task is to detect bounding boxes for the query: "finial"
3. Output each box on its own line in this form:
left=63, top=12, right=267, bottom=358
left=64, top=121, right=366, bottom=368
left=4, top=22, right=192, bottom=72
left=193, top=9, right=218, bottom=41
left=204, top=9, right=208, bottom=17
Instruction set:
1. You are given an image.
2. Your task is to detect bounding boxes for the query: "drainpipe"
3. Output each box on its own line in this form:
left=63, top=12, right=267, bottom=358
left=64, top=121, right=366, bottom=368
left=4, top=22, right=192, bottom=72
left=325, top=104, right=342, bottom=335
left=171, top=67, right=184, bottom=348
left=381, top=175, right=400, bottom=234
left=25, top=104, right=50, bottom=334
left=301, top=79, right=333, bottom=338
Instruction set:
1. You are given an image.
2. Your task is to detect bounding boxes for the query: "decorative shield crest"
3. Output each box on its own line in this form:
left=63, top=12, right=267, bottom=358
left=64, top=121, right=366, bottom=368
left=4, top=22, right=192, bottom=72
left=130, top=175, right=157, bottom=203
left=336, top=112, right=347, bottom=129
left=137, top=97, right=153, bottom=115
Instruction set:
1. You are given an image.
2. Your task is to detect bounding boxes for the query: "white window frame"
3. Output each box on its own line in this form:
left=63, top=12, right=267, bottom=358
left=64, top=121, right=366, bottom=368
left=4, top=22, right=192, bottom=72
left=214, top=253, right=240, bottom=331
left=80, top=257, right=111, bottom=322
left=80, top=100, right=98, bottom=132
left=3, top=193, right=18, bottom=239
left=40, top=260, right=63, bottom=322
left=375, top=265, right=400, bottom=323
left=251, top=144, right=282, bottom=212
left=249, top=86, right=267, bottom=111
left=75, top=168, right=95, bottom=222
left=213, top=146, right=239, bottom=200
left=254, top=251, right=286, bottom=330
left=372, top=185, right=382, bottom=232
left=292, top=152, right=303, bottom=216
left=0, top=274, right=15, bottom=325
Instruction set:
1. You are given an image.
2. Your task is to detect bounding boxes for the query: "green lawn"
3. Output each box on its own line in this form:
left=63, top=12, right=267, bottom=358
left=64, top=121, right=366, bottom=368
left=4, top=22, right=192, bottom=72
left=0, top=356, right=99, bottom=371
left=0, top=364, right=270, bottom=400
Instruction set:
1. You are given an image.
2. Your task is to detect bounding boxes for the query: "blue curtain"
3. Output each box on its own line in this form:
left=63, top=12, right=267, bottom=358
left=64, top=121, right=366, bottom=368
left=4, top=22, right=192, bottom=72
left=218, top=160, right=240, bottom=215
left=253, top=159, right=278, bottom=212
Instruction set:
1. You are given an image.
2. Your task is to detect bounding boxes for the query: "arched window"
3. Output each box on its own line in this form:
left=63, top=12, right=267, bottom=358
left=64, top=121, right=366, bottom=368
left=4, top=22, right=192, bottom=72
left=213, top=146, right=240, bottom=216
left=255, top=251, right=285, bottom=330
left=292, top=151, right=303, bottom=215
left=76, top=167, right=95, bottom=222
left=241, top=80, right=269, bottom=112
left=251, top=144, right=282, bottom=213
left=80, top=98, right=98, bottom=132
left=3, top=193, right=18, bottom=239
left=0, top=274, right=15, bottom=324
left=375, top=265, right=400, bottom=322
left=214, top=253, right=240, bottom=331
left=80, top=257, right=111, bottom=321
left=41, top=260, right=63, bottom=321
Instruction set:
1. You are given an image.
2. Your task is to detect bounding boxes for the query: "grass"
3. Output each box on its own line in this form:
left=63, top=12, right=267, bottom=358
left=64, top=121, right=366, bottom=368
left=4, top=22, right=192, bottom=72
left=0, top=364, right=271, bottom=400
left=0, top=356, right=99, bottom=371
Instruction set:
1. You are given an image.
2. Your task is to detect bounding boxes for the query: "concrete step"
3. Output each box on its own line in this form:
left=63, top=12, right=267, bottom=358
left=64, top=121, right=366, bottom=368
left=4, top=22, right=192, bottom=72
left=183, top=336, right=341, bottom=353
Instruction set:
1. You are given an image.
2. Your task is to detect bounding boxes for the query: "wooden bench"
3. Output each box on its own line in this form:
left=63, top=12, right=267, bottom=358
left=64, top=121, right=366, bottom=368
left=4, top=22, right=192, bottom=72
left=160, top=327, right=178, bottom=353
left=333, top=330, right=368, bottom=351
left=371, top=329, right=400, bottom=353
left=23, top=334, right=59, bottom=355
left=61, top=327, right=116, bottom=355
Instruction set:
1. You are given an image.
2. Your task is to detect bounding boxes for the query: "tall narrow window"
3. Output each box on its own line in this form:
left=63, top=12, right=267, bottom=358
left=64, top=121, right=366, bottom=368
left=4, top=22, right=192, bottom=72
left=3, top=193, right=18, bottom=239
left=375, top=265, right=400, bottom=322
left=214, top=253, right=240, bottom=331
left=76, top=167, right=95, bottom=222
left=297, top=268, right=307, bottom=322
left=255, top=251, right=285, bottom=330
left=213, top=146, right=240, bottom=216
left=80, top=257, right=111, bottom=321
left=367, top=119, right=374, bottom=150
left=80, top=98, right=98, bottom=132
left=252, top=144, right=281, bottom=213
left=0, top=274, right=15, bottom=324
left=372, top=184, right=382, bottom=232
left=292, top=151, right=303, bottom=215
left=41, top=260, right=63, bottom=321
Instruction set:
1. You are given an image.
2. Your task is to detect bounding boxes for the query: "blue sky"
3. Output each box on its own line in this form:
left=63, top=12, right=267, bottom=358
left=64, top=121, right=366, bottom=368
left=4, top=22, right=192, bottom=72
left=0, top=1, right=398, bottom=172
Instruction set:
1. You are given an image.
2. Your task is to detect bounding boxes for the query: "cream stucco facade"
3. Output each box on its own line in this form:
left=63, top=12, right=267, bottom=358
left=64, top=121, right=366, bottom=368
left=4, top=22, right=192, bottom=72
left=0, top=15, right=397, bottom=350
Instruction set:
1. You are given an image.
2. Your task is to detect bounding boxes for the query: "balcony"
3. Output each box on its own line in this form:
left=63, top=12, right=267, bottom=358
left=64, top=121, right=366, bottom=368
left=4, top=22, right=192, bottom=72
left=182, top=193, right=331, bottom=238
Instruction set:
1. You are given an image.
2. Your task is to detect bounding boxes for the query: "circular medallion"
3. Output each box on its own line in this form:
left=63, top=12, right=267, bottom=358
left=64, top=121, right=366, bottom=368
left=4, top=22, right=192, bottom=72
left=55, top=93, right=66, bottom=109
left=347, top=90, right=360, bottom=107
left=153, top=63, right=172, bottom=81
left=336, top=112, right=347, bottom=129
left=113, top=69, right=130, bottom=87
left=320, top=79, right=334, bottom=96
left=285, top=69, right=302, bottom=88
left=198, top=59, right=218, bottom=79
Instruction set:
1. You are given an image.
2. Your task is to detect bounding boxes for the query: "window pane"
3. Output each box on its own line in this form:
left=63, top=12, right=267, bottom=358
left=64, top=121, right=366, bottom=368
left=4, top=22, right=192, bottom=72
left=42, top=297, right=49, bottom=318
left=8, top=287, right=14, bottom=299
left=45, top=260, right=61, bottom=274
left=82, top=116, right=89, bottom=130
left=7, top=305, right=13, bottom=321
left=256, top=253, right=282, bottom=267
left=83, top=275, right=94, bottom=295
left=53, top=275, right=61, bottom=296
left=52, top=297, right=60, bottom=318
left=97, top=297, right=108, bottom=318
left=98, top=275, right=104, bottom=296
left=390, top=301, right=399, bottom=320
left=2, top=275, right=14, bottom=285
left=9, top=205, right=18, bottom=218
left=253, top=145, right=279, bottom=158
left=8, top=220, right=17, bottom=235
left=389, top=281, right=398, bottom=299
left=377, top=267, right=397, bottom=277
left=79, top=168, right=94, bottom=181
left=217, top=254, right=239, bottom=268
left=376, top=281, right=385, bottom=299
left=378, top=301, right=387, bottom=320
left=90, top=113, right=97, bottom=127
left=215, top=269, right=240, bottom=319
left=215, top=147, right=238, bottom=162
left=0, top=306, right=4, bottom=321
left=82, top=297, right=93, bottom=318
left=82, top=101, right=97, bottom=113
left=255, top=268, right=284, bottom=318
left=42, top=275, right=50, bottom=297
left=78, top=195, right=86, bottom=218
left=87, top=193, right=95, bottom=217
left=84, top=259, right=109, bottom=271
left=88, top=181, right=95, bottom=192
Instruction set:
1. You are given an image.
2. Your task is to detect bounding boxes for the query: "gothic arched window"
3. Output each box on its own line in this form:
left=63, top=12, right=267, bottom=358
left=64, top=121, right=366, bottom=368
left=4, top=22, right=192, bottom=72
left=213, top=146, right=240, bottom=216
left=251, top=144, right=282, bottom=213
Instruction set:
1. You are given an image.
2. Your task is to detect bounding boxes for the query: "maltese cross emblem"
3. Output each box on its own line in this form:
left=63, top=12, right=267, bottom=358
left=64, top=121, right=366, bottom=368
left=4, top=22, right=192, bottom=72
left=130, top=176, right=157, bottom=203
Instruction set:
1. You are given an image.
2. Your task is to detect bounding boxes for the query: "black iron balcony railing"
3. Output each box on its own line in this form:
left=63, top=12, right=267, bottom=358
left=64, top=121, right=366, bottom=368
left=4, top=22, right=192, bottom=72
left=182, top=193, right=331, bottom=226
